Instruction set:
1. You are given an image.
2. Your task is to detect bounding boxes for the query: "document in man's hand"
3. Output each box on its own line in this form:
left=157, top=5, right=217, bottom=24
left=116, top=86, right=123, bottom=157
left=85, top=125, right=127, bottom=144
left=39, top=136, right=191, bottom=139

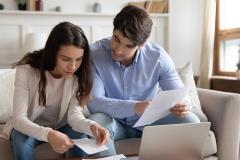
left=133, top=86, right=189, bottom=127
left=72, top=138, right=108, bottom=154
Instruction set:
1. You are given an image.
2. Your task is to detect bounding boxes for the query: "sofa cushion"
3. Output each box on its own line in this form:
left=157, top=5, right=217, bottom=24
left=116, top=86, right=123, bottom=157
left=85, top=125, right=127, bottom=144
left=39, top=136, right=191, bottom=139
left=0, top=137, right=13, bottom=160
left=0, top=124, right=4, bottom=132
left=202, top=131, right=217, bottom=157
left=0, top=69, right=16, bottom=123
left=115, top=130, right=217, bottom=158
left=0, top=123, right=61, bottom=160
left=177, top=62, right=208, bottom=122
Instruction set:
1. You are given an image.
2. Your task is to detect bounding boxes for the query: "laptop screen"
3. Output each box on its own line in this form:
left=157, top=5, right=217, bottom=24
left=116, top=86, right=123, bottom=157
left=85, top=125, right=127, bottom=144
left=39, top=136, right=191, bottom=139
left=138, top=122, right=211, bottom=160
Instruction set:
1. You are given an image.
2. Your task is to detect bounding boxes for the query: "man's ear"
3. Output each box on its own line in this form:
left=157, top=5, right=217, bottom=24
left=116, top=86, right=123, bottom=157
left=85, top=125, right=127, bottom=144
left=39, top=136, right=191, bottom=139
left=138, top=42, right=145, bottom=48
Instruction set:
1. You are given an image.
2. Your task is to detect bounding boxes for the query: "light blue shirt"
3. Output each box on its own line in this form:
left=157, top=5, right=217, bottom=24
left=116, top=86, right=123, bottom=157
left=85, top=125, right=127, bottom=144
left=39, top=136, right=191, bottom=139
left=89, top=37, right=183, bottom=126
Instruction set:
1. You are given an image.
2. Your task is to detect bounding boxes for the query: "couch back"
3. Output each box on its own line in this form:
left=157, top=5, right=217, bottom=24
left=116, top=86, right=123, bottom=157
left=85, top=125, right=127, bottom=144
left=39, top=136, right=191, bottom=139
left=0, top=63, right=207, bottom=124
left=0, top=69, right=16, bottom=123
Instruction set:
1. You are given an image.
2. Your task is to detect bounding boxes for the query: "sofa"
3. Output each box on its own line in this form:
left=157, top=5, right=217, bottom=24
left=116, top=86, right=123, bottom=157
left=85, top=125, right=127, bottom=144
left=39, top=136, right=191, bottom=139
left=0, top=68, right=240, bottom=160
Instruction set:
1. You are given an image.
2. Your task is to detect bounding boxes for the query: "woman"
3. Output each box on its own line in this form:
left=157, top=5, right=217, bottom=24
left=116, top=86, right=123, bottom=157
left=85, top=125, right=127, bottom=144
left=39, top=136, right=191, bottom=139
left=10, top=22, right=109, bottom=160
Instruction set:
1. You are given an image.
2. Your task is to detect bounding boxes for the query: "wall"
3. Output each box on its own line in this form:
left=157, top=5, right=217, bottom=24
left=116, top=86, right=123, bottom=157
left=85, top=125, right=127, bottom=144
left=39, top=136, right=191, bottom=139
left=0, top=0, right=205, bottom=75
left=0, top=0, right=144, bottom=13
left=169, top=0, right=205, bottom=74
left=0, top=12, right=167, bottom=67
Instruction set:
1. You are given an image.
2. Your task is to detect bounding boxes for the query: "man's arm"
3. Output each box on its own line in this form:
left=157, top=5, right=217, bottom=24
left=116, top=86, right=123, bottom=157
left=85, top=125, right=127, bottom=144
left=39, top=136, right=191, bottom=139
left=157, top=50, right=192, bottom=116
left=88, top=66, right=138, bottom=119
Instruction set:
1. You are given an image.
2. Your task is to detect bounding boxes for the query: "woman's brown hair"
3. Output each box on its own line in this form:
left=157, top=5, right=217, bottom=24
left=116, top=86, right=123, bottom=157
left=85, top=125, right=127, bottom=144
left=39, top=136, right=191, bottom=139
left=13, top=22, right=92, bottom=106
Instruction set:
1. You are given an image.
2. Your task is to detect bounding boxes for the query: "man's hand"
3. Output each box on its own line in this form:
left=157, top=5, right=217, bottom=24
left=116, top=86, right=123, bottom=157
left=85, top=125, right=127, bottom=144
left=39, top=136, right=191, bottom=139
left=134, top=100, right=151, bottom=116
left=90, top=123, right=109, bottom=145
left=170, top=102, right=189, bottom=117
left=47, top=130, right=74, bottom=154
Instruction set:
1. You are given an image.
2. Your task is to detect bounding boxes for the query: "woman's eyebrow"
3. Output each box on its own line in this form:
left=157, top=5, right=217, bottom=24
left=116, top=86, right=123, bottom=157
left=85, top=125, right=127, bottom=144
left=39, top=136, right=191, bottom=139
left=59, top=55, right=70, bottom=58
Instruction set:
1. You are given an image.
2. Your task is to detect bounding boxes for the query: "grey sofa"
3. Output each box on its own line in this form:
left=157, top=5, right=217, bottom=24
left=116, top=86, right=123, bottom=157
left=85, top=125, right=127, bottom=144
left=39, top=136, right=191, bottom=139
left=1, top=88, right=240, bottom=160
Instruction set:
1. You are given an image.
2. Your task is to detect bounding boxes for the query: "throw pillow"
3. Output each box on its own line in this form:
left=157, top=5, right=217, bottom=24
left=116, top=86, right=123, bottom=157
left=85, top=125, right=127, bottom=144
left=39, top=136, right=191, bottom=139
left=177, top=62, right=208, bottom=122
left=0, top=69, right=16, bottom=123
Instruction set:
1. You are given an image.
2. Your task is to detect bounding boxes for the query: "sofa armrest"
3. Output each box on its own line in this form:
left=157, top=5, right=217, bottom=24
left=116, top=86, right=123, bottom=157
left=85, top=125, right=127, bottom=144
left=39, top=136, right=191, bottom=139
left=197, top=88, right=240, bottom=160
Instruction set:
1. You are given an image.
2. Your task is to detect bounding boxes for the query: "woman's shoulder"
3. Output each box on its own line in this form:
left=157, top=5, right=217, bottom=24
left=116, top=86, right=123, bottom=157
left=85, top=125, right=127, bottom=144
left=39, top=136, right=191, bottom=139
left=16, top=64, right=36, bottom=71
left=15, top=64, right=40, bottom=78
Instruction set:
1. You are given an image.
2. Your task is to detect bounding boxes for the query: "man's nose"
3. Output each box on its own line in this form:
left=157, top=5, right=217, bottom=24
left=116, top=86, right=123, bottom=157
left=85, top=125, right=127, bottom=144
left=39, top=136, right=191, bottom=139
left=114, top=46, right=123, bottom=55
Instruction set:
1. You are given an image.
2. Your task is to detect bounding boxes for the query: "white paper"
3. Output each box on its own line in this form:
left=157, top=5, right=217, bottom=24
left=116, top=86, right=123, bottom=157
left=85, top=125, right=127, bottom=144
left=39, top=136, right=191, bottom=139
left=82, top=154, right=126, bottom=160
left=72, top=138, right=108, bottom=154
left=133, top=86, right=189, bottom=127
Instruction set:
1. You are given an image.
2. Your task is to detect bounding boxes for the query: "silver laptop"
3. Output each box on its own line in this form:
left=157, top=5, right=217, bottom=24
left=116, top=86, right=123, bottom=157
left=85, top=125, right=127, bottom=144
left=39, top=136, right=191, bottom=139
left=123, top=122, right=211, bottom=160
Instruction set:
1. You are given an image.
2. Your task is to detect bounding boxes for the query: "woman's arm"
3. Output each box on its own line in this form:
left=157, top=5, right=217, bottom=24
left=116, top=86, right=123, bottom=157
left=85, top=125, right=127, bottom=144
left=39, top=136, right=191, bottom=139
left=67, top=90, right=109, bottom=145
left=12, top=66, right=52, bottom=142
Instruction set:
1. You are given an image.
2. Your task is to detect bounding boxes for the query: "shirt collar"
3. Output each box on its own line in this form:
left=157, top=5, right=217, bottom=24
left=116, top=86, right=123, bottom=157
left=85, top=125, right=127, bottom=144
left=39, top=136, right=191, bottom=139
left=113, top=49, right=141, bottom=69
left=133, top=49, right=140, bottom=64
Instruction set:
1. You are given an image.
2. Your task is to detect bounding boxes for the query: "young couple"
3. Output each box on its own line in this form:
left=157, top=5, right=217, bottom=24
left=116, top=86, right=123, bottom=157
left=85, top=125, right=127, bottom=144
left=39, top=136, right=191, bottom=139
left=7, top=5, right=200, bottom=160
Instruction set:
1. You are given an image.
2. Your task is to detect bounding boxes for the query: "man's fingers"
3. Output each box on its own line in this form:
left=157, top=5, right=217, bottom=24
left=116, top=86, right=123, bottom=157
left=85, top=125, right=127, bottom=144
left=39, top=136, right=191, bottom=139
left=178, top=111, right=188, bottom=116
left=174, top=111, right=188, bottom=117
left=171, top=106, right=188, bottom=112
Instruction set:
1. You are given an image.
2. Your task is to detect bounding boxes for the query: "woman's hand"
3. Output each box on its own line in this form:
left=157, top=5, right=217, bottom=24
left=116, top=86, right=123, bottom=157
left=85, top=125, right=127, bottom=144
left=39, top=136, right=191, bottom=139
left=47, top=130, right=74, bottom=154
left=90, top=123, right=109, bottom=145
left=170, top=102, right=189, bottom=117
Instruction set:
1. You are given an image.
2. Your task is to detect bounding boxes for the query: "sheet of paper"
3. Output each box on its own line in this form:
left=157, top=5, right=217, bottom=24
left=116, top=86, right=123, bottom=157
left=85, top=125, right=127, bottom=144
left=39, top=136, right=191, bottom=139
left=133, top=86, right=189, bottom=127
left=72, top=138, right=108, bottom=154
left=82, top=154, right=126, bottom=160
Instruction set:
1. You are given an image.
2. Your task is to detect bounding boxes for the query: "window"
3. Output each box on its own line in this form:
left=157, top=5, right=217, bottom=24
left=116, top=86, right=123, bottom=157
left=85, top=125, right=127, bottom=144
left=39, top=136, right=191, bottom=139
left=214, top=0, right=240, bottom=76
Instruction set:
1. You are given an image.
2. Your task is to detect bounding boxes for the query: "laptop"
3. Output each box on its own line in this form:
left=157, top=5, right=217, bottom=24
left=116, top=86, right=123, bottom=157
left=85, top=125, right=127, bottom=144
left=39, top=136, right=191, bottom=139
left=123, top=122, right=211, bottom=160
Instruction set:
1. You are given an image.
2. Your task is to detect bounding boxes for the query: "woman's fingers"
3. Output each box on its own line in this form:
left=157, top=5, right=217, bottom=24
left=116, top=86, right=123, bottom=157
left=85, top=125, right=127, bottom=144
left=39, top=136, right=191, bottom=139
left=95, top=128, right=102, bottom=145
left=101, top=130, right=109, bottom=145
left=90, top=123, right=110, bottom=146
left=53, top=146, right=66, bottom=154
left=66, top=139, right=74, bottom=148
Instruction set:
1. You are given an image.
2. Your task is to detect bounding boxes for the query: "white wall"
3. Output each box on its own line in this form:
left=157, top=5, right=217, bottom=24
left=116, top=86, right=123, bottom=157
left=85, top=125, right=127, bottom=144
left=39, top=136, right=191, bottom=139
left=169, top=0, right=205, bottom=75
left=0, top=0, right=205, bottom=75
left=0, top=0, right=17, bottom=10
left=43, top=0, right=145, bottom=13
left=0, top=0, right=144, bottom=13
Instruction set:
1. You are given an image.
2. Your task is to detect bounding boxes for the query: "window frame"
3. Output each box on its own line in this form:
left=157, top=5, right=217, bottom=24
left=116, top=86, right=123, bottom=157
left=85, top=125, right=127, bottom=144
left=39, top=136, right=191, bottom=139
left=213, top=0, right=240, bottom=76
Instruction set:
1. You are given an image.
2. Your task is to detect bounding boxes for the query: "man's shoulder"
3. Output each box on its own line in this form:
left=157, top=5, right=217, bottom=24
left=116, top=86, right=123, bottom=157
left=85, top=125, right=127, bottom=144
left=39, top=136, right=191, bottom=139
left=142, top=41, right=168, bottom=59
left=90, top=37, right=111, bottom=53
left=90, top=37, right=112, bottom=62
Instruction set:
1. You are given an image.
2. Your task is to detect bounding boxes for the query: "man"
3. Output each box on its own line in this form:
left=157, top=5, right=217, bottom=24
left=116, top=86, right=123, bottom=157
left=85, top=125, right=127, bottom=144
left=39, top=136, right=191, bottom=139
left=88, top=5, right=200, bottom=156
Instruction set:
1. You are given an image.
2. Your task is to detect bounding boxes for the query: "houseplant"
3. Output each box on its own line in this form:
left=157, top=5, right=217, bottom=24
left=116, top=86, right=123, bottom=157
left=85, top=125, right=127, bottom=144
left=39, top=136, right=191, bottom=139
left=17, top=0, right=26, bottom=10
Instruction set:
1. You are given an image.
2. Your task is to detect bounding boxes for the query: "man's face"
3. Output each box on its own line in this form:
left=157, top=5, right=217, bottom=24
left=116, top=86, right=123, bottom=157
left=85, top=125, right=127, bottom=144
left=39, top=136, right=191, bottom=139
left=52, top=45, right=84, bottom=78
left=111, top=30, right=141, bottom=66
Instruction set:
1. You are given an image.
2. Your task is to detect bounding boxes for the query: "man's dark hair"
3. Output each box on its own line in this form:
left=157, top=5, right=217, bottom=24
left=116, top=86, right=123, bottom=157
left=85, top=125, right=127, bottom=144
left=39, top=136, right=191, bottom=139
left=113, top=5, right=153, bottom=46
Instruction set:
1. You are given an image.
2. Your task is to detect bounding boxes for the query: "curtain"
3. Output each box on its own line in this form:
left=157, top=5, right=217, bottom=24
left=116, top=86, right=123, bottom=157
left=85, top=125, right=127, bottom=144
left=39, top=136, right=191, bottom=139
left=198, top=0, right=217, bottom=89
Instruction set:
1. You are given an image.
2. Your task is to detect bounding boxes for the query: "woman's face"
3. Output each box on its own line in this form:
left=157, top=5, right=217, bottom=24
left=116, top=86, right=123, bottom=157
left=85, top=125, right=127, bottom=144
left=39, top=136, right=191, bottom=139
left=51, top=45, right=84, bottom=78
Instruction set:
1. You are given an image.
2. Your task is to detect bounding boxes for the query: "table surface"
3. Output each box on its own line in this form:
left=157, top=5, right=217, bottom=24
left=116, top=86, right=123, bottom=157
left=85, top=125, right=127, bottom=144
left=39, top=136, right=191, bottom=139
left=62, top=156, right=139, bottom=160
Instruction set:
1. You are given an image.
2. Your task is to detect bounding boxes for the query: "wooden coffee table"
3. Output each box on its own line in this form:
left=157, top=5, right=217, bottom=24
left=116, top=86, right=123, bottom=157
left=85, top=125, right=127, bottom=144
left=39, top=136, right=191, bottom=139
left=62, top=158, right=82, bottom=160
